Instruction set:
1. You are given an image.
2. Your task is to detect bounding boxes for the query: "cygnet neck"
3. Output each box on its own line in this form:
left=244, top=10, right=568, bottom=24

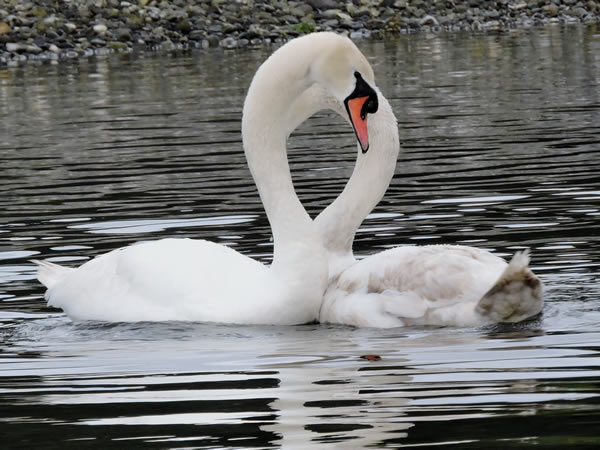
left=314, top=91, right=400, bottom=276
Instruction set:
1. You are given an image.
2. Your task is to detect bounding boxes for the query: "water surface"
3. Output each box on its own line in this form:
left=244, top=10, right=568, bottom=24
left=1, top=27, right=600, bottom=447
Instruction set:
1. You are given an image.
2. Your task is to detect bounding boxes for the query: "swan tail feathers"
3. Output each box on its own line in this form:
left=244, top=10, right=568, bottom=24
left=475, top=250, right=544, bottom=323
left=33, top=260, right=74, bottom=290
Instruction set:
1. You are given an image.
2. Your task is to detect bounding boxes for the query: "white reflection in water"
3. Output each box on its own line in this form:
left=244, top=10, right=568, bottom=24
left=70, top=215, right=258, bottom=234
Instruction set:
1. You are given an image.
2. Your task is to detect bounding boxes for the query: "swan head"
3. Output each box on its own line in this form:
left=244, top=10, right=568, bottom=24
left=309, top=33, right=379, bottom=153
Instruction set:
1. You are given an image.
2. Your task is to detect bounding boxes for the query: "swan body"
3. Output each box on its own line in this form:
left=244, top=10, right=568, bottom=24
left=319, top=246, right=543, bottom=328
left=312, top=78, right=545, bottom=328
left=36, top=32, right=380, bottom=324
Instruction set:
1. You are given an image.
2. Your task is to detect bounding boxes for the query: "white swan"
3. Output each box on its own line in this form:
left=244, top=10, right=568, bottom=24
left=35, top=32, right=381, bottom=324
left=306, top=84, right=545, bottom=328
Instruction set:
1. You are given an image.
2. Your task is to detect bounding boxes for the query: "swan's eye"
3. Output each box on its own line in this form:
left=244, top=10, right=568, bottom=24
left=365, top=97, right=378, bottom=114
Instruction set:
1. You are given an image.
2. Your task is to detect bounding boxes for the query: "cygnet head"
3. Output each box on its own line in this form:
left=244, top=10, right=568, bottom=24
left=308, top=33, right=379, bottom=152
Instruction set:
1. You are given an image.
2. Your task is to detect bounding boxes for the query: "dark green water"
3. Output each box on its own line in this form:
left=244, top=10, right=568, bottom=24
left=1, top=26, right=600, bottom=448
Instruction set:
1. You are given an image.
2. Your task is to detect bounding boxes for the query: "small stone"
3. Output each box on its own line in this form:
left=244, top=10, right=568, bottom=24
left=336, top=11, right=353, bottom=22
left=115, top=28, right=132, bottom=41
left=32, top=6, right=48, bottom=18
left=48, top=44, right=60, bottom=53
left=26, top=44, right=43, bottom=54
left=291, top=5, right=313, bottom=17
left=542, top=4, right=559, bottom=16
left=45, top=29, right=60, bottom=39
left=566, top=7, right=587, bottom=18
left=0, top=22, right=10, bottom=35
left=307, top=0, right=338, bottom=10
left=43, top=15, right=60, bottom=26
left=483, top=20, right=502, bottom=31
left=321, top=9, right=342, bottom=19
left=509, top=2, right=527, bottom=10
left=281, top=15, right=300, bottom=24
left=107, top=41, right=128, bottom=50
left=6, top=43, right=26, bottom=52
left=221, top=36, right=237, bottom=48
left=322, top=19, right=339, bottom=28
left=189, top=30, right=204, bottom=40
left=207, top=35, right=220, bottom=47
left=176, top=19, right=191, bottom=33
left=33, top=36, right=48, bottom=48
left=485, top=9, right=500, bottom=20
left=93, top=23, right=108, bottom=33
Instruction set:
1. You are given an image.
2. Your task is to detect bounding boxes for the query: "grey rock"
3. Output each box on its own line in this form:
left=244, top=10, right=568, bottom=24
left=45, top=29, right=60, bottom=39
left=207, top=35, right=220, bottom=47
left=26, top=44, right=43, bottom=54
left=566, top=7, right=587, bottom=18
left=189, top=30, right=205, bottom=40
left=293, top=4, right=314, bottom=16
left=176, top=19, right=192, bottom=33
left=93, top=23, right=108, bottom=33
left=115, top=28, right=132, bottom=41
left=281, top=15, right=300, bottom=24
left=483, top=20, right=502, bottom=31
left=306, top=0, right=338, bottom=10
left=107, top=41, right=128, bottom=50
left=321, top=9, right=342, bottom=19
left=6, top=43, right=27, bottom=52
left=221, top=36, right=237, bottom=48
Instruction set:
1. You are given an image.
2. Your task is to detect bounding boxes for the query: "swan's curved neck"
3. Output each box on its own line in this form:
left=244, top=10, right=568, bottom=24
left=242, top=39, right=324, bottom=268
left=315, top=93, right=400, bottom=275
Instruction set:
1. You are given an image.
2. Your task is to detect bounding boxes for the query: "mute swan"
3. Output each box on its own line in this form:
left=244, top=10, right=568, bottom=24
left=35, top=32, right=381, bottom=324
left=307, top=85, right=545, bottom=328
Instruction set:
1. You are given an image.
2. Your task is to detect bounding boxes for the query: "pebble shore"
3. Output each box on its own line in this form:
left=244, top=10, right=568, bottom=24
left=1, top=0, right=599, bottom=66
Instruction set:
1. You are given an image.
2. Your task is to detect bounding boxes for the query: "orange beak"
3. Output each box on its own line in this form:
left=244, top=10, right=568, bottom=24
left=347, top=96, right=370, bottom=153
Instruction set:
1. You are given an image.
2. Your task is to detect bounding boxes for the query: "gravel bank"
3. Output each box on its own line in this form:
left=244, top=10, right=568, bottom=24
left=1, top=0, right=599, bottom=66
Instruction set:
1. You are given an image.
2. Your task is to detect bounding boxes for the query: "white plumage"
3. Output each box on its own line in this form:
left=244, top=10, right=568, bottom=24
left=319, top=246, right=544, bottom=328
left=35, top=32, right=378, bottom=324
left=312, top=77, right=544, bottom=328
left=35, top=32, right=544, bottom=327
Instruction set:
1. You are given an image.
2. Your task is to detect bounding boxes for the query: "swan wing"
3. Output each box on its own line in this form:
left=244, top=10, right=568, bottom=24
left=362, top=245, right=506, bottom=303
left=40, top=238, right=268, bottom=322
left=321, top=245, right=511, bottom=328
